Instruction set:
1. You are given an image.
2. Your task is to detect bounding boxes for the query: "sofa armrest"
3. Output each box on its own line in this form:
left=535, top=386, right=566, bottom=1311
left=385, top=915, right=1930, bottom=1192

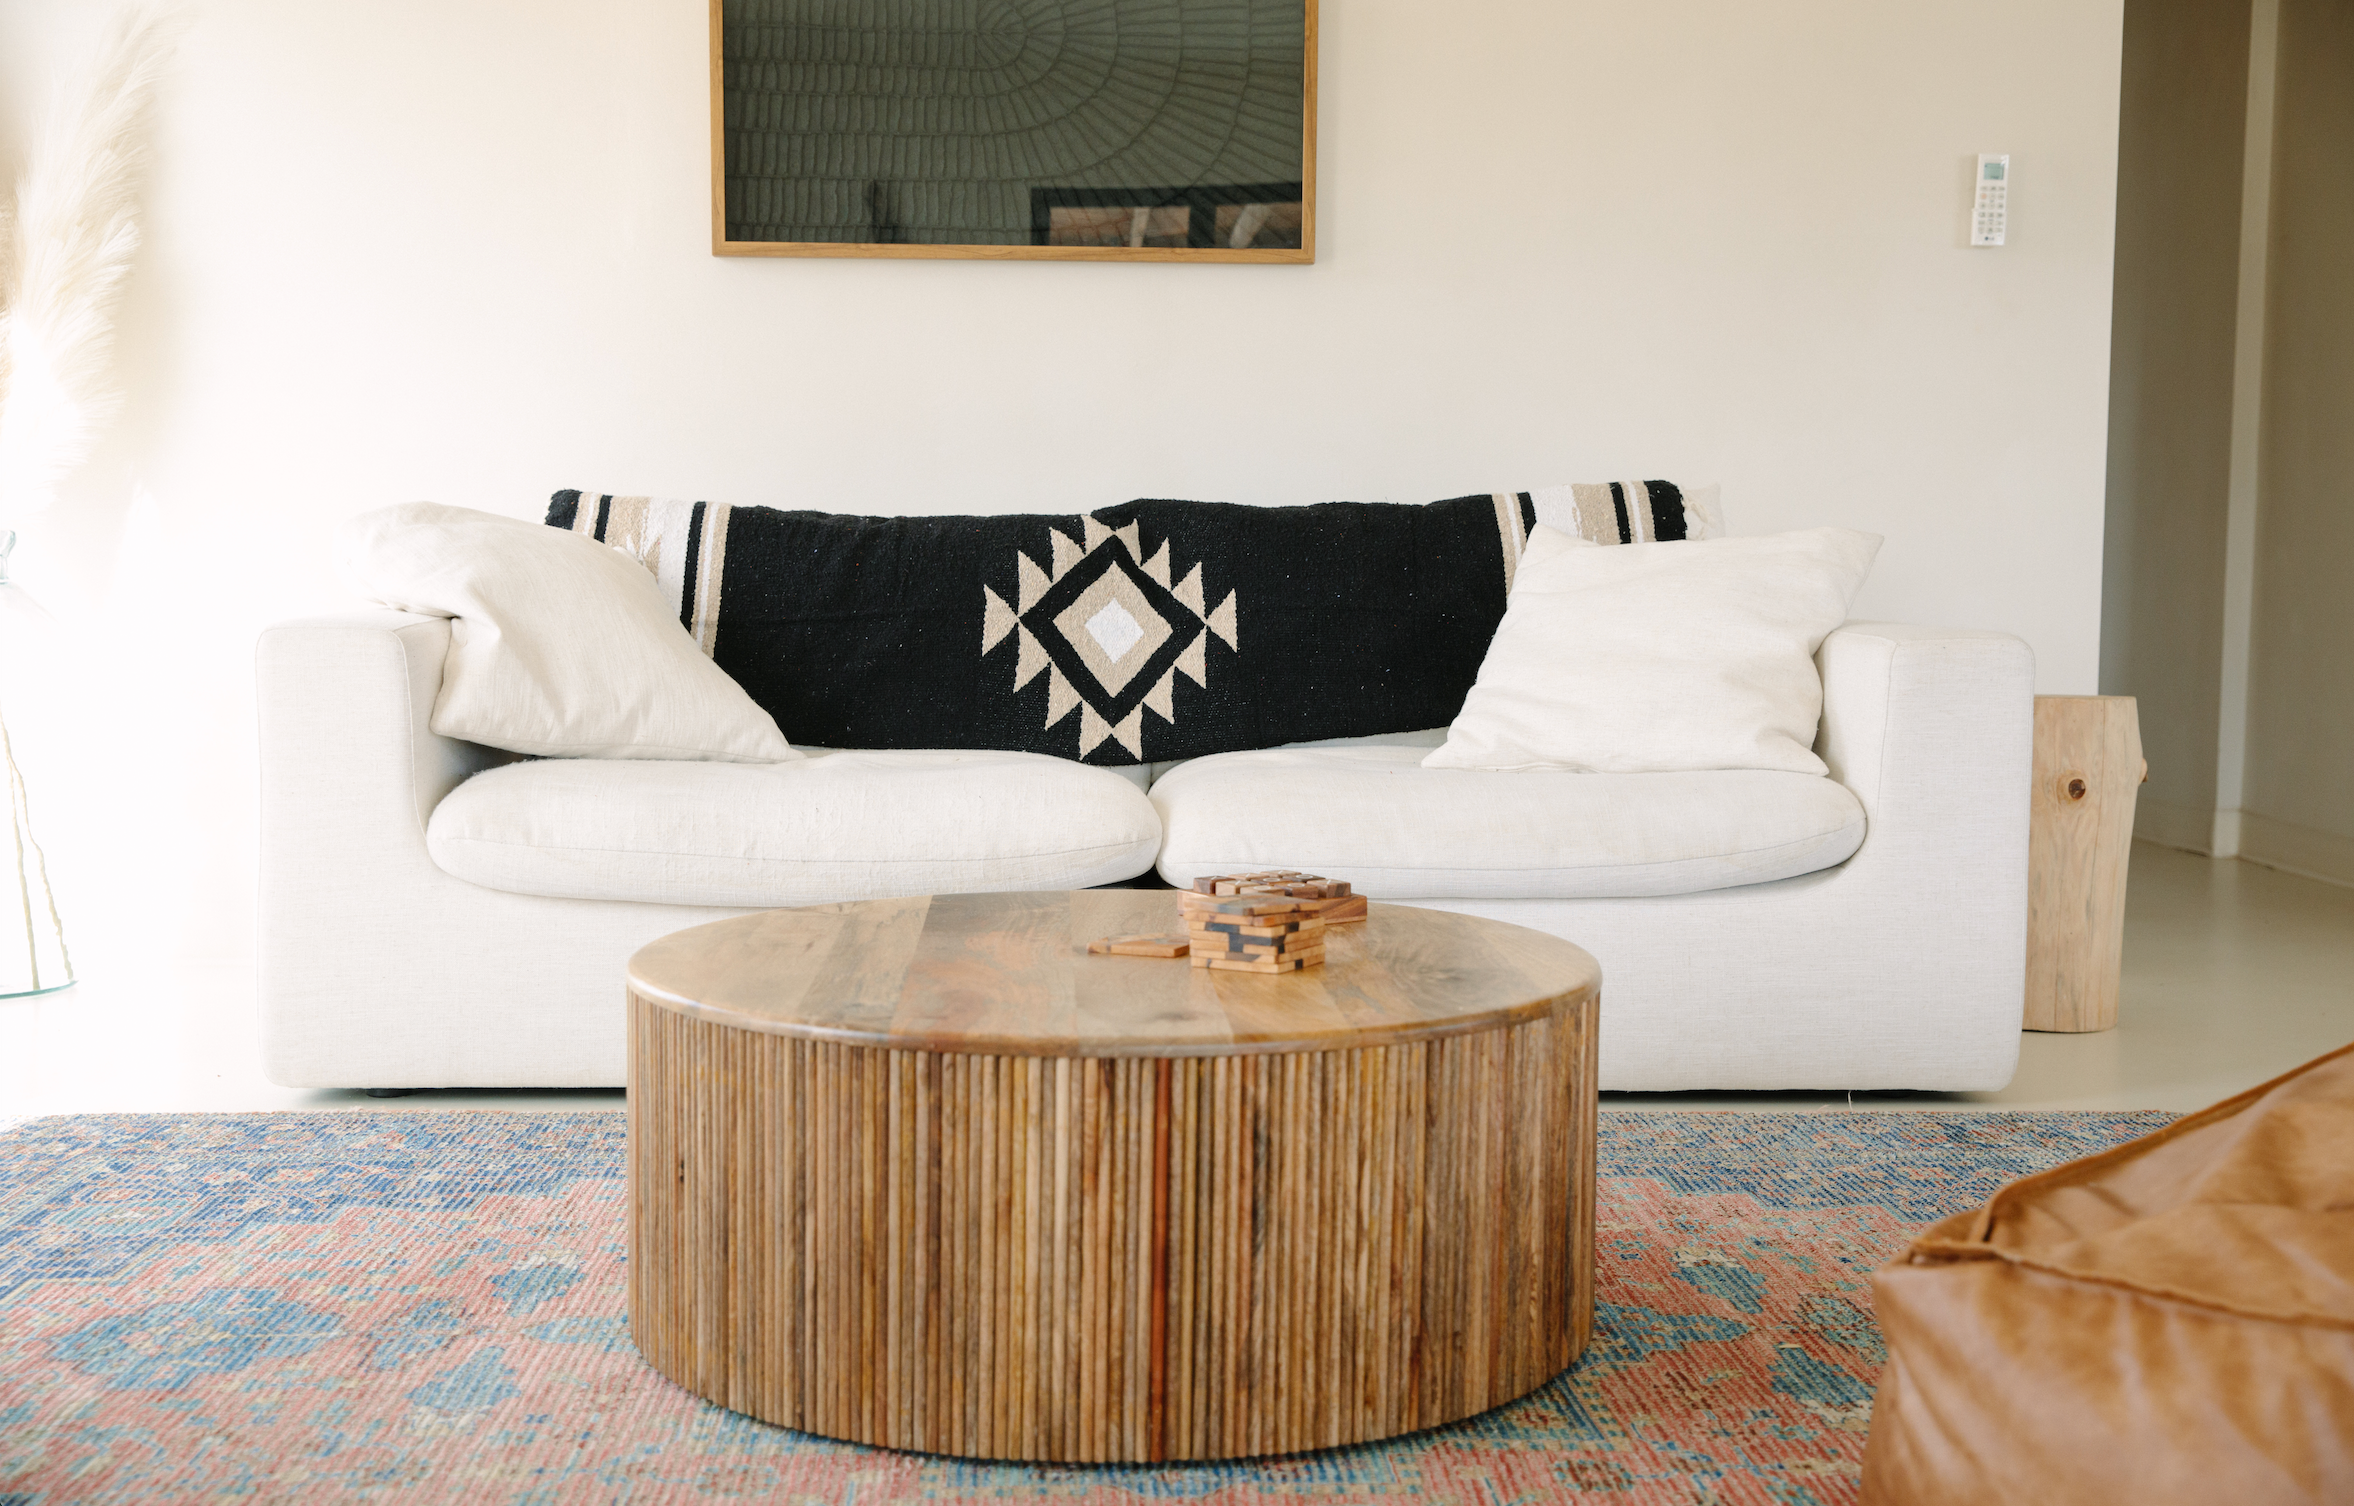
left=1816, top=620, right=2035, bottom=886
left=256, top=612, right=512, bottom=843
left=256, top=613, right=521, bottom=1086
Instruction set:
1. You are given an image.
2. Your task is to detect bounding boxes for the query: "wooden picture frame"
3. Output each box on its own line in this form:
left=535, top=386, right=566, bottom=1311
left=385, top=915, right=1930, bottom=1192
left=709, top=0, right=1317, bottom=263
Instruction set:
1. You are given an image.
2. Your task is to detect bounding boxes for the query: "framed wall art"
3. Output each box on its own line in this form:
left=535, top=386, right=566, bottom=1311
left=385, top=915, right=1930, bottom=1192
left=710, top=0, right=1316, bottom=263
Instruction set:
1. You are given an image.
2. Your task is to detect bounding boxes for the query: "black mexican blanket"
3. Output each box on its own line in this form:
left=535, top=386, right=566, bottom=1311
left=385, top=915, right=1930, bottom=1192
left=547, top=484, right=1705, bottom=764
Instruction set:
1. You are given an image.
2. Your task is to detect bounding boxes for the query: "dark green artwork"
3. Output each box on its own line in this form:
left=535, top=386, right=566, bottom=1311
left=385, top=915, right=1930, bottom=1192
left=717, top=0, right=1312, bottom=256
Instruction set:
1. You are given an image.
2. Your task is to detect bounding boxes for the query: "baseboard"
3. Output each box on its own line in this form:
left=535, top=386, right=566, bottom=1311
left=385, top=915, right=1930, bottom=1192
left=2135, top=794, right=2220, bottom=855
left=2236, top=812, right=2354, bottom=889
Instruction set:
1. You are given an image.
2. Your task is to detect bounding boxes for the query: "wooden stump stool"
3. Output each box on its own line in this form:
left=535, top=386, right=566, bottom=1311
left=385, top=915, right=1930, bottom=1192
left=2026, top=695, right=2145, bottom=1033
left=626, top=889, right=1601, bottom=1462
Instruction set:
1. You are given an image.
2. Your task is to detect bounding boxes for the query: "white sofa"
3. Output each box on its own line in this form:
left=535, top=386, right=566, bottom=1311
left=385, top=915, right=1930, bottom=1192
left=256, top=612, right=2033, bottom=1093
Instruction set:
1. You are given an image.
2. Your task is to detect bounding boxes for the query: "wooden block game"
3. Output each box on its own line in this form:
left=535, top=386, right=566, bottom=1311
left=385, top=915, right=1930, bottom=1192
left=1181, top=871, right=1361, bottom=973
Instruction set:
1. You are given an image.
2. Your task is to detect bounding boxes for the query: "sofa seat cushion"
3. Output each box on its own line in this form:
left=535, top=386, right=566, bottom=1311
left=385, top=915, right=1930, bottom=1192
left=1151, top=747, right=1865, bottom=899
left=427, top=750, right=1162, bottom=906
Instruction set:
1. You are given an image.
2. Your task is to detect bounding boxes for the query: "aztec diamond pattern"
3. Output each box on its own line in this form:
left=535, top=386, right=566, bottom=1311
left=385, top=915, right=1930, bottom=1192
left=981, top=517, right=1238, bottom=760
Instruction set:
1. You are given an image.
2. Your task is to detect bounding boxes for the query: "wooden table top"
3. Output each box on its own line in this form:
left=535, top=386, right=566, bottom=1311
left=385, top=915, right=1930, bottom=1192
left=627, top=890, right=1600, bottom=1058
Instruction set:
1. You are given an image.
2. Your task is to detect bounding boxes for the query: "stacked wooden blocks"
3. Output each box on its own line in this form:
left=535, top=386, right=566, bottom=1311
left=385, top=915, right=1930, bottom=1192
left=1184, top=895, right=1324, bottom=973
left=1181, top=871, right=1360, bottom=974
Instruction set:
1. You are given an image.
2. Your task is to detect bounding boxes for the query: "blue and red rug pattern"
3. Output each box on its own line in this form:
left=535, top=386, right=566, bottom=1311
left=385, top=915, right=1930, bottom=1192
left=0, top=1109, right=2170, bottom=1504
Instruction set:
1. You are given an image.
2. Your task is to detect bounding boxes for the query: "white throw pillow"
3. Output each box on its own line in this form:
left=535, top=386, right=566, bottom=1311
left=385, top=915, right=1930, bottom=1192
left=339, top=503, right=800, bottom=762
left=1423, top=525, right=1881, bottom=776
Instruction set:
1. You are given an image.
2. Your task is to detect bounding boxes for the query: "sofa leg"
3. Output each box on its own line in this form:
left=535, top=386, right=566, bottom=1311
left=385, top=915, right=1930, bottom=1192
left=363, top=1088, right=420, bottom=1098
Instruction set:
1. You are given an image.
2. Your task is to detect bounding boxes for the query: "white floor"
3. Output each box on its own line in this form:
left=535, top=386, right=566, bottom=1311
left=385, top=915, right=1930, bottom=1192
left=3, top=843, right=2348, bottom=1124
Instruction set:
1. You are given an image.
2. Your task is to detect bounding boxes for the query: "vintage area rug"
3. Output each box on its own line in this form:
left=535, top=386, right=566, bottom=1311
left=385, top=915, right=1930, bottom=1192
left=0, top=1110, right=2170, bottom=1504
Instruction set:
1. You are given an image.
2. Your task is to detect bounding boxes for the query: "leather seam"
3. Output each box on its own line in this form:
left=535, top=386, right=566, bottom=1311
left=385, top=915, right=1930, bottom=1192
left=1896, top=1248, right=2354, bottom=1331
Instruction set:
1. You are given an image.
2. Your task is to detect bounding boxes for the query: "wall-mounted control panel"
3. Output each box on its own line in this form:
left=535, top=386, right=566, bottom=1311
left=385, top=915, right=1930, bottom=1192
left=1972, top=154, right=2010, bottom=246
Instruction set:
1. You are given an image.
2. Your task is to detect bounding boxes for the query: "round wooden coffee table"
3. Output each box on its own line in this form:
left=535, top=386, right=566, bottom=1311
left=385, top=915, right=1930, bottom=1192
left=626, top=890, right=1600, bottom=1462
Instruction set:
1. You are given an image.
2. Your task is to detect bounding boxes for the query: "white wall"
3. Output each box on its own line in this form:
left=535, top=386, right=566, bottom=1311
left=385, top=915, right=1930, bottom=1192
left=0, top=0, right=2125, bottom=965
left=2098, top=0, right=2255, bottom=849
left=2100, top=0, right=2354, bottom=886
left=2241, top=0, right=2354, bottom=884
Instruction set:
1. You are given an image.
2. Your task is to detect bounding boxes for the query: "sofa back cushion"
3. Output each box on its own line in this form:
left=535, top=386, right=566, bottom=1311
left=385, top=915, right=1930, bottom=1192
left=549, top=485, right=1716, bottom=765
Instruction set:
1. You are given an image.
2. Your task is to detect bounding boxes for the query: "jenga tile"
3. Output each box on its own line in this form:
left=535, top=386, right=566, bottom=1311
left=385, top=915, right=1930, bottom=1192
left=1088, top=933, right=1191, bottom=958
left=1181, top=898, right=1307, bottom=919
left=1202, top=956, right=1296, bottom=974
left=1197, top=921, right=1304, bottom=940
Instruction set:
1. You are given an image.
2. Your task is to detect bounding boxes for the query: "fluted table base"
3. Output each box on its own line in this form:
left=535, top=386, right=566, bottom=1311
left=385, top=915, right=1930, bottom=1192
left=629, top=1001, right=1595, bottom=1461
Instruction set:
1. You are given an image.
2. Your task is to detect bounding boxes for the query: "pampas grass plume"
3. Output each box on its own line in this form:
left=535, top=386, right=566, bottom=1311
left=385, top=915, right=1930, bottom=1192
left=0, top=1, right=184, bottom=521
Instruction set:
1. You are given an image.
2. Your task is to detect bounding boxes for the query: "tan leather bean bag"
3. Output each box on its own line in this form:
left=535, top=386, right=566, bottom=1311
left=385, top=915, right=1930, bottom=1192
left=1862, top=1041, right=2354, bottom=1505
